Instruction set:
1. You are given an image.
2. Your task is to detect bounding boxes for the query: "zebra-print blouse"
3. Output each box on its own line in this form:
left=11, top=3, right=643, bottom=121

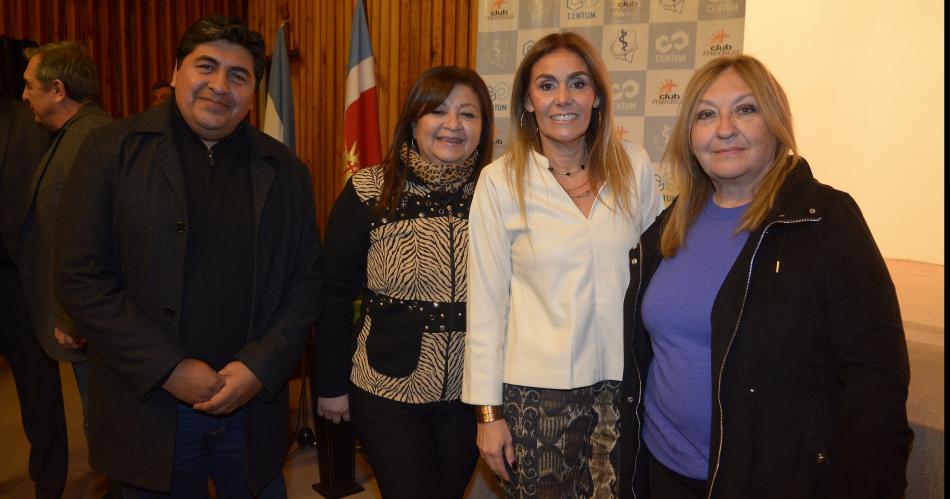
left=317, top=165, right=475, bottom=404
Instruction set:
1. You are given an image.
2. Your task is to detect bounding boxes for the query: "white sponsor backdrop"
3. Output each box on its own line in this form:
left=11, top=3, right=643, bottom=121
left=476, top=0, right=745, bottom=203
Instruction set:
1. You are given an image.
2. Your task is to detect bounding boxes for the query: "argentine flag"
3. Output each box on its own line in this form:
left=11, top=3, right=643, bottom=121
left=263, top=22, right=295, bottom=151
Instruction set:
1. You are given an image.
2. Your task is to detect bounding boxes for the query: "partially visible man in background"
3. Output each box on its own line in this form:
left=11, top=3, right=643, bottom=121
left=150, top=81, right=171, bottom=106
left=18, top=40, right=112, bottom=435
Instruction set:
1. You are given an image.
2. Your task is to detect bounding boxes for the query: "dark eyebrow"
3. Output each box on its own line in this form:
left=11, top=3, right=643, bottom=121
left=533, top=70, right=591, bottom=81
left=194, top=54, right=252, bottom=77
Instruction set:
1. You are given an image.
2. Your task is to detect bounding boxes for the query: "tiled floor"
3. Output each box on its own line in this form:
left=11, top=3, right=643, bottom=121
left=0, top=259, right=943, bottom=498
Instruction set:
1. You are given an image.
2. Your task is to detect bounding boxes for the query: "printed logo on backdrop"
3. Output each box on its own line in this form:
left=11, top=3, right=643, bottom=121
left=603, top=24, right=648, bottom=70
left=488, top=81, right=512, bottom=116
left=649, top=23, right=695, bottom=69
left=653, top=78, right=680, bottom=105
left=563, top=0, right=601, bottom=25
left=699, top=0, right=744, bottom=19
left=702, top=28, right=738, bottom=56
left=520, top=0, right=559, bottom=28
left=645, top=70, right=691, bottom=116
left=606, top=0, right=649, bottom=24
left=659, top=0, right=685, bottom=14
left=493, top=119, right=512, bottom=156
left=486, top=0, right=515, bottom=20
left=650, top=0, right=698, bottom=23
left=516, top=27, right=560, bottom=68
left=611, top=71, right=646, bottom=116
left=611, top=28, right=638, bottom=62
left=482, top=0, right=517, bottom=31
left=613, top=116, right=644, bottom=146
left=644, top=116, right=677, bottom=165
left=695, top=18, right=744, bottom=65
left=477, top=32, right=518, bottom=74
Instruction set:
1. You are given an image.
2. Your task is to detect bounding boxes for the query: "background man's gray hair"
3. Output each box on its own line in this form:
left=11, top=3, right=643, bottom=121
left=23, top=41, right=99, bottom=102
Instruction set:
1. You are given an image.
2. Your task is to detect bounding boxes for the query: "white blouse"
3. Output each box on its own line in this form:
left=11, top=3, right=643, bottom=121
left=462, top=143, right=663, bottom=405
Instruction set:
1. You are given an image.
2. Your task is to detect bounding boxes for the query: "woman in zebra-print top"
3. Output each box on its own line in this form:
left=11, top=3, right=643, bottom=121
left=315, top=66, right=494, bottom=499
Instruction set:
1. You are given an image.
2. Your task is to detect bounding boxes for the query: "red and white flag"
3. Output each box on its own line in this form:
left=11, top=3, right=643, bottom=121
left=343, top=0, right=382, bottom=180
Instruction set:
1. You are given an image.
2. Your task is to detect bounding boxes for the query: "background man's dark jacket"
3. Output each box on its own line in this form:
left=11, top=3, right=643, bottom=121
left=55, top=100, right=322, bottom=493
left=17, top=101, right=111, bottom=361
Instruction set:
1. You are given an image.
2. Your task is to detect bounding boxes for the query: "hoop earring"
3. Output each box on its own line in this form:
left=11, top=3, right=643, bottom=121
left=520, top=110, right=527, bottom=130
left=597, top=108, right=602, bottom=128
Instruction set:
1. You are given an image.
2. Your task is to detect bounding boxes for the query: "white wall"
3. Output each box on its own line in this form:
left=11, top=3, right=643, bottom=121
left=745, top=1, right=944, bottom=264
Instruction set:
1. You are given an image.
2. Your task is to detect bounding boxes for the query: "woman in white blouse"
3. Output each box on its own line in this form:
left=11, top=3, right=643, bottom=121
left=462, top=32, right=663, bottom=497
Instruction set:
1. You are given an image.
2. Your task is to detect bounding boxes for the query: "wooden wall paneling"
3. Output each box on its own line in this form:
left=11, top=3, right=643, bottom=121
left=431, top=0, right=443, bottom=67
left=444, top=0, right=457, bottom=73
left=384, top=0, right=401, bottom=144
left=420, top=0, right=432, bottom=67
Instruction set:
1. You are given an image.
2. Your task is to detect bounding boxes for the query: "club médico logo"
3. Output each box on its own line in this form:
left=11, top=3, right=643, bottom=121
left=652, top=79, right=681, bottom=105
left=485, top=0, right=514, bottom=21
left=703, top=29, right=740, bottom=56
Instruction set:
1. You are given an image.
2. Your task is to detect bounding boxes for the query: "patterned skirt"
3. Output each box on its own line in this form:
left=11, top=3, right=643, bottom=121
left=502, top=380, right=622, bottom=498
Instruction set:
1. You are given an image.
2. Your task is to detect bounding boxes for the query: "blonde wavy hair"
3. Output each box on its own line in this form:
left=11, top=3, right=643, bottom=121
left=660, top=54, right=799, bottom=257
left=508, top=32, right=639, bottom=225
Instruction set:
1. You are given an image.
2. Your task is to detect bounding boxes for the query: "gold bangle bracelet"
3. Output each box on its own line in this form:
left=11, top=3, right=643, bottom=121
left=476, top=405, right=504, bottom=423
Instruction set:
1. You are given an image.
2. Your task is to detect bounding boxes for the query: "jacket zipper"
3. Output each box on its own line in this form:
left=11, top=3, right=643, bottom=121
left=207, top=148, right=215, bottom=180
left=440, top=202, right=456, bottom=400
left=706, top=217, right=820, bottom=499
left=630, top=244, right=646, bottom=499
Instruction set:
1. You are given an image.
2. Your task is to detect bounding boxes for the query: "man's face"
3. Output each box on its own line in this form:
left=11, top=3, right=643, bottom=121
left=22, top=55, right=59, bottom=130
left=172, top=40, right=256, bottom=144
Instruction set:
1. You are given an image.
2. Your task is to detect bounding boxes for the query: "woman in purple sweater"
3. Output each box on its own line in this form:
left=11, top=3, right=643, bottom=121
left=618, top=55, right=912, bottom=499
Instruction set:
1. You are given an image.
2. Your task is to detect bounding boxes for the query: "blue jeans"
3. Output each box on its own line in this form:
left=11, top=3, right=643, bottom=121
left=114, top=404, right=287, bottom=498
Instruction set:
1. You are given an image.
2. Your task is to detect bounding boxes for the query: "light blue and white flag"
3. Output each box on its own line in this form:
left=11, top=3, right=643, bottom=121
left=262, top=22, right=295, bottom=151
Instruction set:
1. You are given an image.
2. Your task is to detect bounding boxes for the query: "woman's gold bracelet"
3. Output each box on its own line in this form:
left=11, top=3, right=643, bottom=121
left=475, top=405, right=505, bottom=423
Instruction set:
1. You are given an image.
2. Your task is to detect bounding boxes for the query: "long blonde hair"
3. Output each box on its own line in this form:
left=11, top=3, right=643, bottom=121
left=660, top=54, right=799, bottom=257
left=508, top=32, right=638, bottom=224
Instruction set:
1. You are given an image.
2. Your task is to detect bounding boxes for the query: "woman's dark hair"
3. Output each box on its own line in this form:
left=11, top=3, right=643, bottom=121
left=377, top=66, right=494, bottom=215
left=176, top=15, right=266, bottom=84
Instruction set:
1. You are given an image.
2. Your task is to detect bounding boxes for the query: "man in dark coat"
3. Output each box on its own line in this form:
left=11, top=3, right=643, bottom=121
left=17, top=40, right=112, bottom=432
left=55, top=16, right=322, bottom=497
left=1, top=95, right=69, bottom=499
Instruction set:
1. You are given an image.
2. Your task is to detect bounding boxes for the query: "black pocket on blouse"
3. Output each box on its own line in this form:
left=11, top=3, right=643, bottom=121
left=365, top=313, right=424, bottom=378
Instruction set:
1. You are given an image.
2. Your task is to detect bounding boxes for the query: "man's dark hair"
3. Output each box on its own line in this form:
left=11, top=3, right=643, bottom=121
left=176, top=15, right=266, bottom=83
left=23, top=41, right=99, bottom=102
left=150, top=81, right=171, bottom=92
